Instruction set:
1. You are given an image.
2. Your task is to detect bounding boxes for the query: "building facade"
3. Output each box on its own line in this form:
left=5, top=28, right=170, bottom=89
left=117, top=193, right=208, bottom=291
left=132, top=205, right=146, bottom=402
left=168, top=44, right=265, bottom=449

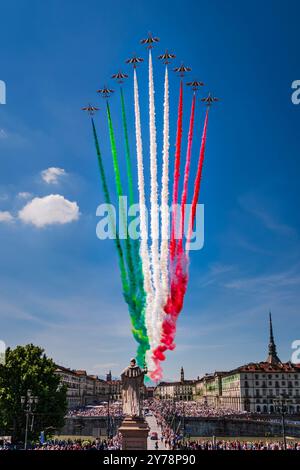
left=154, top=367, right=195, bottom=401
left=193, top=314, right=300, bottom=413
left=55, top=366, right=110, bottom=408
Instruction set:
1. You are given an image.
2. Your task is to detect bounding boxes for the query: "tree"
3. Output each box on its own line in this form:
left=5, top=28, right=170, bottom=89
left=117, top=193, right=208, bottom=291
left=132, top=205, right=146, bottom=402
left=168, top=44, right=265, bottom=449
left=0, top=344, right=67, bottom=443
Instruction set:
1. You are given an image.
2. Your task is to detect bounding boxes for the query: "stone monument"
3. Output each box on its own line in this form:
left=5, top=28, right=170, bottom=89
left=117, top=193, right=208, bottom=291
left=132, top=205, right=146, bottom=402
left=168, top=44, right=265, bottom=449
left=118, top=358, right=149, bottom=450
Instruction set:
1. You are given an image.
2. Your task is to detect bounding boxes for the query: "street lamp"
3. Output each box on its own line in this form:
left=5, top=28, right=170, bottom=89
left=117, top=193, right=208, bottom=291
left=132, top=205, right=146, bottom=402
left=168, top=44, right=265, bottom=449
left=20, top=390, right=39, bottom=450
left=274, top=393, right=292, bottom=450
left=107, top=383, right=111, bottom=438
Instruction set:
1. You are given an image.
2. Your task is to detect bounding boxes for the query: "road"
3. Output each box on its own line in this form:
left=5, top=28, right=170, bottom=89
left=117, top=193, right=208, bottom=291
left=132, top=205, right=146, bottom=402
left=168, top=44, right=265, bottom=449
left=146, top=415, right=166, bottom=450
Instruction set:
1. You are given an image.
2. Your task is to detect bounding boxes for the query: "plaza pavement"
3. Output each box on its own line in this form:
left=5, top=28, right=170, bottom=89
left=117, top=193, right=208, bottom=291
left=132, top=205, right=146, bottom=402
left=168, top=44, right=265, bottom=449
left=146, top=415, right=166, bottom=450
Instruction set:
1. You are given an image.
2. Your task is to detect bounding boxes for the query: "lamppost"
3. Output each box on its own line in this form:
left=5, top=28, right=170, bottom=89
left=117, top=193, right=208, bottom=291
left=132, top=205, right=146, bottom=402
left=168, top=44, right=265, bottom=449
left=182, top=400, right=186, bottom=444
left=20, top=390, right=38, bottom=450
left=107, top=383, right=111, bottom=438
left=274, top=393, right=291, bottom=450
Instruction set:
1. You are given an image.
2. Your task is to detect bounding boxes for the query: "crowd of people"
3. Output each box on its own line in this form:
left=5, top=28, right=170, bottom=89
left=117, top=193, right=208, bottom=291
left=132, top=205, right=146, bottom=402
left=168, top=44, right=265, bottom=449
left=170, top=439, right=300, bottom=450
left=66, top=403, right=123, bottom=418
left=0, top=435, right=122, bottom=451
left=1, top=399, right=299, bottom=451
left=145, top=399, right=249, bottom=419
left=143, top=400, right=300, bottom=451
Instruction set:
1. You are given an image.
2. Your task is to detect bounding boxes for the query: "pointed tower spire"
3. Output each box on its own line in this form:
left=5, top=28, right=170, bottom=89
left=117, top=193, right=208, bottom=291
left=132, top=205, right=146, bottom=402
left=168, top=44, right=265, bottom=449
left=180, top=366, right=184, bottom=383
left=266, top=312, right=281, bottom=364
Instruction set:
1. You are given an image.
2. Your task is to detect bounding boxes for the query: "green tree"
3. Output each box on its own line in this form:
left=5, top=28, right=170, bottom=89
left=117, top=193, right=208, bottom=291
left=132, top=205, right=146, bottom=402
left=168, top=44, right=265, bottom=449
left=0, top=344, right=67, bottom=443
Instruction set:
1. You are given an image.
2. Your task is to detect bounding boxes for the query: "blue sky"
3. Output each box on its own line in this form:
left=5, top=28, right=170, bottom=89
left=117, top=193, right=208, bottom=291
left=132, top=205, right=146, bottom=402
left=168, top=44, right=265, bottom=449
left=0, top=0, right=299, bottom=381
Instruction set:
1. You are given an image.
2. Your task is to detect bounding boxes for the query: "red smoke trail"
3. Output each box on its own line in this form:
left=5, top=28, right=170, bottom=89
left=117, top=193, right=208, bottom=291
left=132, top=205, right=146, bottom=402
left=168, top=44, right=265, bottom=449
left=187, top=108, right=209, bottom=247
left=151, top=107, right=209, bottom=381
left=151, top=80, right=184, bottom=380
left=170, top=80, right=183, bottom=261
left=179, top=92, right=196, bottom=251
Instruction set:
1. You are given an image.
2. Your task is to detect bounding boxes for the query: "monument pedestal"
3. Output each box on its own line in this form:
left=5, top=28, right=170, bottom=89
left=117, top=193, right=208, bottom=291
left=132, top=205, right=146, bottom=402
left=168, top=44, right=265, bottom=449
left=119, top=416, right=149, bottom=450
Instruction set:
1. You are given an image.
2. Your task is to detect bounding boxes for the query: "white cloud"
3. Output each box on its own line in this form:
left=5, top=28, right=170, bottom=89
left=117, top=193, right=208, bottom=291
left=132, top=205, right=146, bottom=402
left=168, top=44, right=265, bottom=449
left=17, top=191, right=32, bottom=199
left=0, top=211, right=14, bottom=223
left=18, top=194, right=80, bottom=227
left=41, top=167, right=66, bottom=184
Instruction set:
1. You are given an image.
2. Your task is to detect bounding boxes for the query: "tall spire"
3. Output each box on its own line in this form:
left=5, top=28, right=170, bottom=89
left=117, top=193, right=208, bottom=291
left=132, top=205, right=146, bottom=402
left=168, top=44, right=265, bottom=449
left=180, top=366, right=184, bottom=382
left=266, top=312, right=281, bottom=364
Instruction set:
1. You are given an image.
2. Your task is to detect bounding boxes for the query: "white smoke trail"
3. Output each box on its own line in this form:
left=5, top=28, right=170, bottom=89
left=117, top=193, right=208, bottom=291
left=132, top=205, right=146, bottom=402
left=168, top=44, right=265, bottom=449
left=160, top=65, right=170, bottom=307
left=147, top=50, right=162, bottom=363
left=133, top=69, right=154, bottom=364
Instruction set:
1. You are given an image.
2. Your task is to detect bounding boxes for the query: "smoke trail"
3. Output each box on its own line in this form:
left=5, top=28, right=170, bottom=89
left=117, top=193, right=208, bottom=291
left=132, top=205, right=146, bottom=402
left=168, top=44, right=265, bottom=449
left=160, top=66, right=170, bottom=308
left=151, top=108, right=210, bottom=380
left=170, top=80, right=183, bottom=260
left=120, top=86, right=149, bottom=364
left=133, top=68, right=153, bottom=364
left=186, top=108, right=209, bottom=248
left=152, top=91, right=196, bottom=379
left=147, top=49, right=162, bottom=363
left=120, top=87, right=144, bottom=294
left=91, top=117, right=129, bottom=294
left=107, top=104, right=150, bottom=365
left=151, top=80, right=184, bottom=379
left=120, top=88, right=135, bottom=208
left=151, top=66, right=170, bottom=378
left=106, top=102, right=136, bottom=294
left=179, top=92, right=196, bottom=248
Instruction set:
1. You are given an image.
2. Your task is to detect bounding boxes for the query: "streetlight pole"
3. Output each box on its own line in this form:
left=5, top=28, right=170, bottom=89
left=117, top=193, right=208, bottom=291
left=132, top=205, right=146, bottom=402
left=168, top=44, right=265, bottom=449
left=20, top=390, right=38, bottom=450
left=107, top=383, right=111, bottom=438
left=274, top=394, right=291, bottom=450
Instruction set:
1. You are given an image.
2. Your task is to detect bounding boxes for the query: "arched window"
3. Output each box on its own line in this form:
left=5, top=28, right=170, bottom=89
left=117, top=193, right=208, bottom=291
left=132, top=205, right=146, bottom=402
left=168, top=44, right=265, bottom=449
left=257, top=405, right=261, bottom=412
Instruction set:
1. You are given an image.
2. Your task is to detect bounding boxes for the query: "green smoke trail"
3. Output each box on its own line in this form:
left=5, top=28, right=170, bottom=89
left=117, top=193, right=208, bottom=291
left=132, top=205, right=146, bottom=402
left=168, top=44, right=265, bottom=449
left=106, top=102, right=136, bottom=292
left=120, top=88, right=134, bottom=207
left=106, top=102, right=149, bottom=365
left=120, top=88, right=144, bottom=293
left=91, top=117, right=129, bottom=294
left=119, top=88, right=150, bottom=365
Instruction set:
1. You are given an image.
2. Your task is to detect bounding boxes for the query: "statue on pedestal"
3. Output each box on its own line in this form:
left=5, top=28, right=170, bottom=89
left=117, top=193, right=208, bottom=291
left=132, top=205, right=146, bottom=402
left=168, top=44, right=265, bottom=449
left=121, top=358, right=147, bottom=417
